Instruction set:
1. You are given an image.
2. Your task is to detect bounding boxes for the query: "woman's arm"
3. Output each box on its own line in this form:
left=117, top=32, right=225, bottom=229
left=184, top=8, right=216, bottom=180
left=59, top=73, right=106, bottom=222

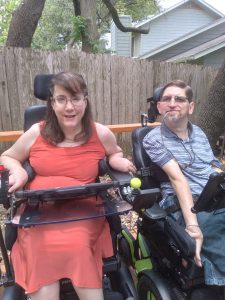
left=1, top=123, right=40, bottom=192
left=96, top=123, right=136, bottom=174
left=162, top=159, right=203, bottom=267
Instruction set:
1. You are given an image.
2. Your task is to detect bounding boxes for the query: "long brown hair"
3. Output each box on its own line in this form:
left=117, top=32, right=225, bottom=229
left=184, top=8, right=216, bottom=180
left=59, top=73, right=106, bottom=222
left=41, top=71, right=93, bottom=144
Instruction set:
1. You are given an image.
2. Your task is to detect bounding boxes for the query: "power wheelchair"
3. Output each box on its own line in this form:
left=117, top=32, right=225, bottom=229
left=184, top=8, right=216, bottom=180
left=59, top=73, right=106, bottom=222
left=0, top=74, right=145, bottom=300
left=118, top=93, right=225, bottom=299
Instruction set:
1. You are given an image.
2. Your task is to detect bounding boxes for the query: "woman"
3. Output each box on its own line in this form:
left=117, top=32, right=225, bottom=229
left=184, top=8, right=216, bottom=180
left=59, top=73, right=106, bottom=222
left=1, top=71, right=136, bottom=300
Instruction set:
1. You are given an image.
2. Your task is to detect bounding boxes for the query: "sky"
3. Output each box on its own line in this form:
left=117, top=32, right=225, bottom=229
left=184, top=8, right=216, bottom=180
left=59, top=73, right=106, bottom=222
left=158, top=0, right=225, bottom=14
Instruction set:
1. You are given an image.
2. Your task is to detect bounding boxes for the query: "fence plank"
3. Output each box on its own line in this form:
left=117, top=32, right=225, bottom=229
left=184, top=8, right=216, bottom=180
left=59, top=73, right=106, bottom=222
left=95, top=54, right=104, bottom=124
left=111, top=56, right=120, bottom=125
left=3, top=48, right=20, bottom=130
left=102, top=54, right=112, bottom=125
left=0, top=48, right=12, bottom=132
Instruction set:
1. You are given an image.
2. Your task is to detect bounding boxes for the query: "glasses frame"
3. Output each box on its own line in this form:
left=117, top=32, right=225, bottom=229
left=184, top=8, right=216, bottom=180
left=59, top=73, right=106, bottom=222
left=53, top=95, right=85, bottom=107
left=160, top=95, right=189, bottom=104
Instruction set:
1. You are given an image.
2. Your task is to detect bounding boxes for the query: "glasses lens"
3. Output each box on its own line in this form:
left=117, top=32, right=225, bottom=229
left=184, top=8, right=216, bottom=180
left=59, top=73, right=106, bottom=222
left=54, top=95, right=84, bottom=106
left=161, top=96, right=171, bottom=103
left=55, top=96, right=66, bottom=104
left=160, top=95, right=188, bottom=103
left=70, top=97, right=83, bottom=105
left=174, top=96, right=188, bottom=103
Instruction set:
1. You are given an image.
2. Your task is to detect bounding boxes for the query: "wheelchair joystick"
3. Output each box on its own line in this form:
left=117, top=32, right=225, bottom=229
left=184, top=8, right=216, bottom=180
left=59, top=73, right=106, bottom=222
left=130, top=177, right=142, bottom=190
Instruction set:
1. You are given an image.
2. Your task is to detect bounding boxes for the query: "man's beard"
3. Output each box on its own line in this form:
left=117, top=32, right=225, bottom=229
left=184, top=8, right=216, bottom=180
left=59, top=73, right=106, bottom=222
left=164, top=111, right=181, bottom=123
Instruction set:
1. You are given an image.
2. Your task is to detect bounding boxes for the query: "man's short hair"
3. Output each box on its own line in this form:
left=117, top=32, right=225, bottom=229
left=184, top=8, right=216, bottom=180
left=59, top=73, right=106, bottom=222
left=159, top=80, right=193, bottom=102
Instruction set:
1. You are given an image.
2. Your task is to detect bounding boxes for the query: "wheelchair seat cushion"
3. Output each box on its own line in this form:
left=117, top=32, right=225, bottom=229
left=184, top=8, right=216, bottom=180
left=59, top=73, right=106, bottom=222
left=11, top=123, right=114, bottom=293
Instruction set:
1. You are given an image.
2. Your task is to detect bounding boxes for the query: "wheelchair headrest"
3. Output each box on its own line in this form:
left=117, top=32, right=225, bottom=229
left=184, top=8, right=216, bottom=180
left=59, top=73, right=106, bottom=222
left=147, top=87, right=163, bottom=103
left=34, top=74, right=54, bottom=101
left=147, top=87, right=163, bottom=123
left=132, top=126, right=169, bottom=188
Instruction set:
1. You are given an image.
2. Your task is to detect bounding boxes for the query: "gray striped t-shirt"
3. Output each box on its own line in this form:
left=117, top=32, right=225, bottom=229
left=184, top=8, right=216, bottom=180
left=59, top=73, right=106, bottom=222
left=143, top=122, right=221, bottom=204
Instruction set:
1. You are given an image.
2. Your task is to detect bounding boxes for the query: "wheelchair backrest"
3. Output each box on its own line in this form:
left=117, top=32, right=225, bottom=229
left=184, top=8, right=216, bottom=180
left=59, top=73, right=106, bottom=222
left=147, top=86, right=162, bottom=123
left=24, top=74, right=54, bottom=131
left=24, top=105, right=47, bottom=131
left=132, top=126, right=169, bottom=189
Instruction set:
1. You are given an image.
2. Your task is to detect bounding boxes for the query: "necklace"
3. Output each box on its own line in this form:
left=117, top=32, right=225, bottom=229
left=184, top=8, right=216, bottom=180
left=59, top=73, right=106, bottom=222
left=160, top=122, right=195, bottom=170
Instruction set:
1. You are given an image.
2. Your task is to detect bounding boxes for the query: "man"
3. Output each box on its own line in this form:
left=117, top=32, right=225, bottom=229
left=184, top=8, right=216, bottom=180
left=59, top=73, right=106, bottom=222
left=143, top=80, right=225, bottom=291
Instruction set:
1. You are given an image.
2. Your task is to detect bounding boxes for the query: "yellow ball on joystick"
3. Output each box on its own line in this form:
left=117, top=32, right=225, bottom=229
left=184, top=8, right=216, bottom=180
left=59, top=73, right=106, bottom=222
left=130, top=177, right=142, bottom=189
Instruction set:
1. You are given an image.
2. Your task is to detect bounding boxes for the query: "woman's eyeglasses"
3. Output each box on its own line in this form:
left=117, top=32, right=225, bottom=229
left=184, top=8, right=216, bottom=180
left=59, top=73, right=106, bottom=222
left=53, top=95, right=85, bottom=106
left=160, top=95, right=189, bottom=103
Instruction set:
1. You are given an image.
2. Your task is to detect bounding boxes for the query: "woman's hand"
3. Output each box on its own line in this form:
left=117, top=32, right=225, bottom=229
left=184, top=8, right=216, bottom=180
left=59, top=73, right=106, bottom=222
left=109, top=156, right=136, bottom=174
left=185, top=225, right=203, bottom=267
left=8, top=168, right=28, bottom=193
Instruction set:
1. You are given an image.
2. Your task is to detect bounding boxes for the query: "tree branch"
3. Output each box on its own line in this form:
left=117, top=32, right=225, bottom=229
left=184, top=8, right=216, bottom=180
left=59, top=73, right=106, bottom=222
left=102, top=0, right=149, bottom=34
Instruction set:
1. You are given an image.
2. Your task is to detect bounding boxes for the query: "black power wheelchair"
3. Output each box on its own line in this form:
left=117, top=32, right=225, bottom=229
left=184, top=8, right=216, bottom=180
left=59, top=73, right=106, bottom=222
left=118, top=91, right=225, bottom=299
left=0, top=74, right=146, bottom=300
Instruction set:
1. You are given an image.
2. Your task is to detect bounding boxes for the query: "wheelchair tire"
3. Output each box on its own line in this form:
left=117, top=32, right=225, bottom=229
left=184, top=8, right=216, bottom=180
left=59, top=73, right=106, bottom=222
left=137, top=271, right=173, bottom=300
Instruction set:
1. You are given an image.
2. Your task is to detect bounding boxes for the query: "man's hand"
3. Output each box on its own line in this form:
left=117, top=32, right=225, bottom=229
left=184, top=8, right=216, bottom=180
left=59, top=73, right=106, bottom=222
left=185, top=225, right=203, bottom=267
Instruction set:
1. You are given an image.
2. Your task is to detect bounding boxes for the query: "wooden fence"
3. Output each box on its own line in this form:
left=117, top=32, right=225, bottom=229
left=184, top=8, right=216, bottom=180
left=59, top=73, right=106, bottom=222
left=0, top=47, right=218, bottom=152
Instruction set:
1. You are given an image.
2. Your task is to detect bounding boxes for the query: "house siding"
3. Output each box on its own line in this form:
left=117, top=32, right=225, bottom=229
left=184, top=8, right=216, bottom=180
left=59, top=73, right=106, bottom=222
left=203, top=48, right=225, bottom=68
left=110, top=16, right=132, bottom=57
left=132, top=34, right=141, bottom=57
left=148, top=20, right=225, bottom=60
left=138, top=2, right=218, bottom=56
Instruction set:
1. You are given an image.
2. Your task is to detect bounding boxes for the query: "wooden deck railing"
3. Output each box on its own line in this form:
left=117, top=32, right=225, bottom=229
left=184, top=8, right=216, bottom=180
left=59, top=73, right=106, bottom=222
left=0, top=122, right=160, bottom=143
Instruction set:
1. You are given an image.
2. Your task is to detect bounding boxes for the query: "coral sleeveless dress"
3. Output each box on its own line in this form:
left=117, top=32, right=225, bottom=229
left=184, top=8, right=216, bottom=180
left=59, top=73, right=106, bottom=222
left=11, top=123, right=113, bottom=293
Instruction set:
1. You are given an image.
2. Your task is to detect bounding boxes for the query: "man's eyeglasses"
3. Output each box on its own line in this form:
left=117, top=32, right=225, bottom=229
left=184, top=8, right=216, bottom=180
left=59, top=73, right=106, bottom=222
left=53, top=95, right=85, bottom=106
left=160, top=95, right=189, bottom=103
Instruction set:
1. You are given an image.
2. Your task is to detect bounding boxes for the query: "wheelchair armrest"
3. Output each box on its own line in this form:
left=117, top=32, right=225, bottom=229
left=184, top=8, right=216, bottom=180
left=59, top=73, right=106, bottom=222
left=164, top=217, right=195, bottom=258
left=143, top=202, right=167, bottom=220
left=22, top=160, right=36, bottom=182
left=98, top=158, right=132, bottom=182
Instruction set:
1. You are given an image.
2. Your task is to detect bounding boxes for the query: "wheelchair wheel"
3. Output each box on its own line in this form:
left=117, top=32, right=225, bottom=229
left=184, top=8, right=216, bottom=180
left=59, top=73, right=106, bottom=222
left=137, top=271, right=173, bottom=300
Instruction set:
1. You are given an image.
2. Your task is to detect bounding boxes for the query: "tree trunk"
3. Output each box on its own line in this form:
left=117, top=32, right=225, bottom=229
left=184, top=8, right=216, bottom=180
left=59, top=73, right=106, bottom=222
left=80, top=0, right=99, bottom=53
left=72, top=0, right=81, bottom=15
left=6, top=0, right=46, bottom=47
left=196, top=60, right=225, bottom=151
